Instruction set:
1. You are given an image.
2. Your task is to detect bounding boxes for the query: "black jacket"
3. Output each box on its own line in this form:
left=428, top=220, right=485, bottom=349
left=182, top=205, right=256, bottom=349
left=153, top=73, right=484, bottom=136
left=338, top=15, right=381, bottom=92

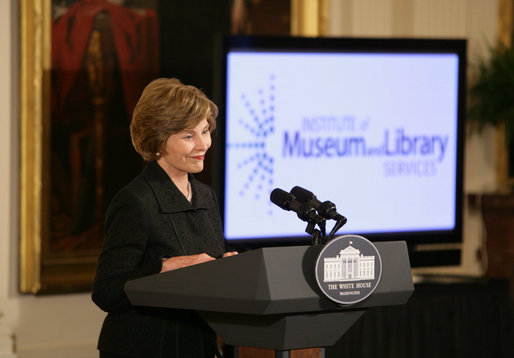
left=92, top=161, right=225, bottom=357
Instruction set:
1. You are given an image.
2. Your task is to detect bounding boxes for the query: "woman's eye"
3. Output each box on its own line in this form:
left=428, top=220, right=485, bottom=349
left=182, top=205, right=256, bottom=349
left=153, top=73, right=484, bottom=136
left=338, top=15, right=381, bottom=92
left=184, top=135, right=193, bottom=140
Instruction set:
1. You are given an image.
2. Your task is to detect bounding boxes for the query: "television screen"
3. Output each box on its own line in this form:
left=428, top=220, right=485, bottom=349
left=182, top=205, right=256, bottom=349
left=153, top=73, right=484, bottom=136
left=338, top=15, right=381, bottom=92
left=214, top=36, right=466, bottom=267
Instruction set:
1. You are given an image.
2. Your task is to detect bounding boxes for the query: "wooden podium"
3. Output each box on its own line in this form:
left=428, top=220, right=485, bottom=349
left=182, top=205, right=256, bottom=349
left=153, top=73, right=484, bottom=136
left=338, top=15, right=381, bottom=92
left=125, top=242, right=414, bottom=357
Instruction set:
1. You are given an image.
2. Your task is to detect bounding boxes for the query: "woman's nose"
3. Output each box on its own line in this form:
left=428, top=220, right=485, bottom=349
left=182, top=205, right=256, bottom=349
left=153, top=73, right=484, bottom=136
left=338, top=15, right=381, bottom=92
left=195, top=133, right=211, bottom=150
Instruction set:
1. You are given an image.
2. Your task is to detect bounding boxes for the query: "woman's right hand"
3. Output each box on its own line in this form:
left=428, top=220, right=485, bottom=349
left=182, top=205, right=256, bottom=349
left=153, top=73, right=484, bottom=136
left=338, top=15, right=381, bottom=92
left=160, top=253, right=215, bottom=273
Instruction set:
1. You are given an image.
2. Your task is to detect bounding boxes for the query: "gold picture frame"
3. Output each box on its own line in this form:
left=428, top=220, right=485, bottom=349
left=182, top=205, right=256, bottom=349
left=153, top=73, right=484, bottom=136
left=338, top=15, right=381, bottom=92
left=495, top=0, right=514, bottom=191
left=291, top=0, right=328, bottom=36
left=20, top=0, right=52, bottom=294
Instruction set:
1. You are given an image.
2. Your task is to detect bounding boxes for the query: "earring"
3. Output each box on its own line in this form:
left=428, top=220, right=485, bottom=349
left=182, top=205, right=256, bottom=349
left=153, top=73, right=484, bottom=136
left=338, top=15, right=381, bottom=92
left=156, top=152, right=160, bottom=157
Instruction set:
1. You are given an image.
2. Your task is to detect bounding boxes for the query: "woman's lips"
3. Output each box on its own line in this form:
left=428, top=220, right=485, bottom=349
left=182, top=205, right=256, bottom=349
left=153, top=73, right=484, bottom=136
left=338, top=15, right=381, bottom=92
left=192, top=155, right=205, bottom=160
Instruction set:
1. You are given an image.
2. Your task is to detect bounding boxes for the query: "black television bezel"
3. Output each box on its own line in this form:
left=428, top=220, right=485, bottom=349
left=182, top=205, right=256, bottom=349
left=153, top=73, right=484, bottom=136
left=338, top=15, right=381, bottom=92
left=213, top=35, right=466, bottom=267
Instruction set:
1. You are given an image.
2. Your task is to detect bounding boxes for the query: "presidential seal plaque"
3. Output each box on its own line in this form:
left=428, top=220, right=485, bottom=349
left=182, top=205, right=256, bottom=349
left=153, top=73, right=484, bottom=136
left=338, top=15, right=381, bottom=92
left=315, top=234, right=382, bottom=305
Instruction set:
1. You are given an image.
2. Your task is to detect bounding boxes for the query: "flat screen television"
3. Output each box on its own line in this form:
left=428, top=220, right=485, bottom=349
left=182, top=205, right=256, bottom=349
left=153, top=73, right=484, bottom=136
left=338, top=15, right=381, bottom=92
left=213, top=35, right=466, bottom=267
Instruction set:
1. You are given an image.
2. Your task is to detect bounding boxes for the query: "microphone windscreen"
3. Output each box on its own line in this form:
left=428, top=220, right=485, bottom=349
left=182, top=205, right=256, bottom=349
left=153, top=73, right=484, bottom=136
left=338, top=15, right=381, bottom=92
left=290, top=186, right=314, bottom=203
left=270, top=188, right=294, bottom=210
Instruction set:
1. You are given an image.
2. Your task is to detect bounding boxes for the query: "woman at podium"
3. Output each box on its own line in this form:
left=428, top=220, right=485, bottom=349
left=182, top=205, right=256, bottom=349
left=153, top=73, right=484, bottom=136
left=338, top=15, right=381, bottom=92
left=92, top=78, right=236, bottom=358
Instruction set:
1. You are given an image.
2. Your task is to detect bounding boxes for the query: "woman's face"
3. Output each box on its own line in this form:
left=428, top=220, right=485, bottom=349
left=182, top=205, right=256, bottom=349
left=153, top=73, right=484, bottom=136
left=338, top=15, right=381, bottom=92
left=157, top=119, right=212, bottom=178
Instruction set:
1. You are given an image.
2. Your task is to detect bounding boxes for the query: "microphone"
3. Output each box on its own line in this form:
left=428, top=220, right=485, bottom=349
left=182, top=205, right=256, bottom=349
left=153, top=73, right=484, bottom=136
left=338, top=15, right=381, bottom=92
left=290, top=186, right=347, bottom=223
left=270, top=188, right=325, bottom=225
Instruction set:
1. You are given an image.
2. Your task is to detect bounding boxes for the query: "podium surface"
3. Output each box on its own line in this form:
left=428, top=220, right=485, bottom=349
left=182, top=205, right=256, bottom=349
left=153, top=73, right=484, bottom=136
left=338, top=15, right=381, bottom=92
left=125, top=242, right=413, bottom=350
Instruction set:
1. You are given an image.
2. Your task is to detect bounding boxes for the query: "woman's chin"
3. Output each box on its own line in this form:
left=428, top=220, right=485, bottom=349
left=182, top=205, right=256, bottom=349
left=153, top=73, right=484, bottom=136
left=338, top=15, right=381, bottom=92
left=188, top=164, right=204, bottom=173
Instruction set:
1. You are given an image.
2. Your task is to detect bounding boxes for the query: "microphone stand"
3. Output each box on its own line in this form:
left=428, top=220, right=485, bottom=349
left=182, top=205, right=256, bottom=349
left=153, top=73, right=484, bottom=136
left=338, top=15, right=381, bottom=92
left=305, top=220, right=326, bottom=245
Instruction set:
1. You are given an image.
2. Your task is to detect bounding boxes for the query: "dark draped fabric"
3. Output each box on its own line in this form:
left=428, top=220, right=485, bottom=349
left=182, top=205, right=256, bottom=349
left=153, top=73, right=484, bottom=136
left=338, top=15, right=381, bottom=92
left=327, top=278, right=514, bottom=358
left=157, top=0, right=231, bottom=98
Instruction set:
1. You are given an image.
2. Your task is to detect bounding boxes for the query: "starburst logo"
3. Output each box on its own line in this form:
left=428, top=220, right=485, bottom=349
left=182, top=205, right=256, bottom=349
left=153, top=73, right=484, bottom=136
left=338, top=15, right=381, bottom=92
left=227, top=75, right=276, bottom=203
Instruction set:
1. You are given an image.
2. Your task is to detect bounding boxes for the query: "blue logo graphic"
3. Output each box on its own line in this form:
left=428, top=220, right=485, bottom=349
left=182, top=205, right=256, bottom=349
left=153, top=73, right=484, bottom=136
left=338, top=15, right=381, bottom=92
left=227, top=75, right=276, bottom=202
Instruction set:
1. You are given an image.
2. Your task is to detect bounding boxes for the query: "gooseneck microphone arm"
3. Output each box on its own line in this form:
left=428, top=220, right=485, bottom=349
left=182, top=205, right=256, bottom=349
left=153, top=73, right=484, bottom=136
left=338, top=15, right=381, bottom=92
left=270, top=188, right=326, bottom=245
left=327, top=219, right=346, bottom=241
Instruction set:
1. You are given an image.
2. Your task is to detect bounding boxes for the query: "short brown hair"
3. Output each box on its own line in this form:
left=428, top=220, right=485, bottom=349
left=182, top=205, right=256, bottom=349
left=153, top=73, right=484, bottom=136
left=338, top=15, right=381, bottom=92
left=130, top=78, right=218, bottom=161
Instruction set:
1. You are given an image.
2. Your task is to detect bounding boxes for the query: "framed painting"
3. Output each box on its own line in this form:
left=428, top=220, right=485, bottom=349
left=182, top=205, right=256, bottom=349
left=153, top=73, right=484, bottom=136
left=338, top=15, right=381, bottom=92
left=20, top=0, right=159, bottom=294
left=19, top=0, right=326, bottom=294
